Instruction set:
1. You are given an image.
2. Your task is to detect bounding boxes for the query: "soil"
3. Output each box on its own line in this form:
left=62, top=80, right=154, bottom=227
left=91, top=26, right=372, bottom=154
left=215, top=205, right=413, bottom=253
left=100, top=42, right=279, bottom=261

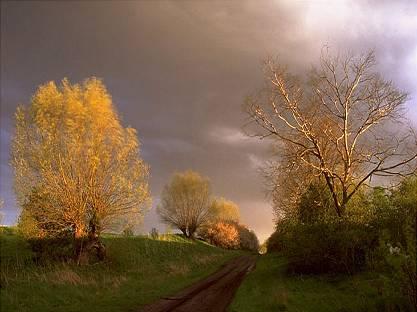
left=138, top=255, right=257, bottom=312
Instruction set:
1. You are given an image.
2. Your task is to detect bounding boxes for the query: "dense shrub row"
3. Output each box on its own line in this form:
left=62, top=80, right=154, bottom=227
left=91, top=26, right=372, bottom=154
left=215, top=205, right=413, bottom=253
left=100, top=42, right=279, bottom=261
left=267, top=177, right=416, bottom=309
left=199, top=221, right=259, bottom=251
left=270, top=219, right=379, bottom=274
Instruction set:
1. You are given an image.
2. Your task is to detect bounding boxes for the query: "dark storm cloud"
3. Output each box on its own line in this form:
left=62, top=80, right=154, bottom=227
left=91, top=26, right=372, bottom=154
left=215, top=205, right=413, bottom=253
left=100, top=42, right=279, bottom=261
left=1, top=0, right=416, bottom=241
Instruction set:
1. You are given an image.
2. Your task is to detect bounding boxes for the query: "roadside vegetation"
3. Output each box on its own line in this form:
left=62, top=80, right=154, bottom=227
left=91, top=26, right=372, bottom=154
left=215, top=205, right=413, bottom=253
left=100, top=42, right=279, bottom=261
left=2, top=44, right=415, bottom=312
left=230, top=253, right=396, bottom=312
left=0, top=227, right=242, bottom=312
left=2, top=78, right=258, bottom=311
left=236, top=49, right=417, bottom=311
left=231, top=176, right=416, bottom=311
left=158, top=170, right=259, bottom=251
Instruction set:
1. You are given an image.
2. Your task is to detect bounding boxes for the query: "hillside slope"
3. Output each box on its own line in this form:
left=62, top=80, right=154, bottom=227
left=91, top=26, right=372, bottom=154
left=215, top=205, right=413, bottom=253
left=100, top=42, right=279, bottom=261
left=0, top=227, right=242, bottom=312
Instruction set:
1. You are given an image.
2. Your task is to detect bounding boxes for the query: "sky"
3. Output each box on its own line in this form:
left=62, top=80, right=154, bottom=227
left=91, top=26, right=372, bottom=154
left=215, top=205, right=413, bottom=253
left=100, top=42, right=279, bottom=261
left=1, top=0, right=416, bottom=243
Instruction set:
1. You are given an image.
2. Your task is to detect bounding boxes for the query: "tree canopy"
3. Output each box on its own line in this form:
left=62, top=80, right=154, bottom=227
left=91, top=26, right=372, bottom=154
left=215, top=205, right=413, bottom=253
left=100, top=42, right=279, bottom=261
left=209, top=197, right=240, bottom=222
left=158, top=170, right=211, bottom=238
left=12, top=78, right=151, bottom=242
left=246, top=50, right=417, bottom=217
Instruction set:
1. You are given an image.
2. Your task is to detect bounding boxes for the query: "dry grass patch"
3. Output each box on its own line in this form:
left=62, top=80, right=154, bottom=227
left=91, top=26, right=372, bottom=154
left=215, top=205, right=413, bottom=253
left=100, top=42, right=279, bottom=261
left=166, top=263, right=190, bottom=276
left=48, top=268, right=90, bottom=286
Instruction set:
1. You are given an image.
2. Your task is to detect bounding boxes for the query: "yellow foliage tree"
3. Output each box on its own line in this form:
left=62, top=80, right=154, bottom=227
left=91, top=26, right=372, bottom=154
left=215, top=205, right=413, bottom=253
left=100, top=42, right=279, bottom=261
left=209, top=197, right=240, bottom=222
left=11, top=78, right=151, bottom=245
left=202, top=221, right=240, bottom=249
left=158, top=170, right=211, bottom=238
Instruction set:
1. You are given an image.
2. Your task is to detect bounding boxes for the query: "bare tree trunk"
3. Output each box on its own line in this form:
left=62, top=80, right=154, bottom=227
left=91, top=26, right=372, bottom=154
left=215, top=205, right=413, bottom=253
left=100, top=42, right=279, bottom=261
left=73, top=226, right=85, bottom=265
left=180, top=227, right=188, bottom=237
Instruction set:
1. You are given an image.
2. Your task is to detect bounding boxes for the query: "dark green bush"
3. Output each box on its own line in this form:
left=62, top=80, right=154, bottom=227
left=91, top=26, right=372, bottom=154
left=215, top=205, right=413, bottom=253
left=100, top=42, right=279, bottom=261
left=28, top=237, right=76, bottom=263
left=271, top=219, right=379, bottom=274
left=28, top=236, right=107, bottom=264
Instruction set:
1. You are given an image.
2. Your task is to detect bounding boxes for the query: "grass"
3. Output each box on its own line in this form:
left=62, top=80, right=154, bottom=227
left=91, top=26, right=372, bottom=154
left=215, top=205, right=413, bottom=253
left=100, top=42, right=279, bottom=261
left=0, top=227, right=243, bottom=312
left=230, top=252, right=405, bottom=312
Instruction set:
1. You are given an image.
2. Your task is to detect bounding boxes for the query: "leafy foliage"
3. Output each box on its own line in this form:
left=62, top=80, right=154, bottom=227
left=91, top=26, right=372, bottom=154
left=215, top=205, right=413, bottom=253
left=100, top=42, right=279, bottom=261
left=11, top=78, right=150, bottom=261
left=268, top=177, right=416, bottom=278
left=199, top=221, right=240, bottom=249
left=199, top=221, right=259, bottom=251
left=269, top=219, right=379, bottom=274
left=236, top=223, right=259, bottom=251
left=158, top=170, right=212, bottom=238
left=209, top=197, right=240, bottom=222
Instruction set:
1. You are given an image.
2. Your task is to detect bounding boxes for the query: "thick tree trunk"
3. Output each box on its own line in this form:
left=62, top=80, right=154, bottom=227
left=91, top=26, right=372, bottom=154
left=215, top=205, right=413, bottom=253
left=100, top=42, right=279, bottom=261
left=73, top=226, right=86, bottom=265
left=180, top=228, right=188, bottom=237
left=86, top=219, right=106, bottom=262
left=73, top=222, right=106, bottom=264
left=323, top=174, right=343, bottom=217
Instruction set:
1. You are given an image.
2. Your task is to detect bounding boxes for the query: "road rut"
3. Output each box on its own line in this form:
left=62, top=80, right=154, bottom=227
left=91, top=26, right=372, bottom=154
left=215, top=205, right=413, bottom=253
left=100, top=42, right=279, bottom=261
left=138, top=255, right=257, bottom=312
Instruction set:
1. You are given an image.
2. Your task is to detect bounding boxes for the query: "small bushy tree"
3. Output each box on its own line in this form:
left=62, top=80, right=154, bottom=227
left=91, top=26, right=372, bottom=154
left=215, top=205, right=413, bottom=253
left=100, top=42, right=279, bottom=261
left=209, top=197, right=240, bottom=222
left=388, top=176, right=416, bottom=309
left=199, top=221, right=240, bottom=249
left=236, top=223, right=259, bottom=251
left=158, top=170, right=211, bottom=238
left=200, top=220, right=259, bottom=251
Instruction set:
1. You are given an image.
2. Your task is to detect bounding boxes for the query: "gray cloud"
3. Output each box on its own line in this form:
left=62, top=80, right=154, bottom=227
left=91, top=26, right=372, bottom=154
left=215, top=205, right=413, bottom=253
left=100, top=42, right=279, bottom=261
left=1, top=0, right=416, bottom=242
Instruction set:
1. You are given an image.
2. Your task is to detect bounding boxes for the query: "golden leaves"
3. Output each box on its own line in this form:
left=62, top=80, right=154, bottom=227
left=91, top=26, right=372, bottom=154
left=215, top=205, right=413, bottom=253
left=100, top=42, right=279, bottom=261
left=12, top=78, right=151, bottom=237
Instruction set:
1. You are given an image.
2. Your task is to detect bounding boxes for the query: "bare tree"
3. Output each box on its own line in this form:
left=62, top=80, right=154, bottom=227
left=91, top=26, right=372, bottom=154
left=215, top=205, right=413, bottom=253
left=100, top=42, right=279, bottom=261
left=158, top=170, right=211, bottom=238
left=264, top=142, right=318, bottom=221
left=246, top=50, right=417, bottom=217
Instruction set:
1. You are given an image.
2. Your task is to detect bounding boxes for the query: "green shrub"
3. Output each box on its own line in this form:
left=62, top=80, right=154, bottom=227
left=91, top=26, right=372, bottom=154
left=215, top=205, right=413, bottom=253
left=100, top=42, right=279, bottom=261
left=236, top=223, right=259, bottom=251
left=199, top=221, right=259, bottom=251
left=384, top=177, right=416, bottom=310
left=271, top=219, right=379, bottom=274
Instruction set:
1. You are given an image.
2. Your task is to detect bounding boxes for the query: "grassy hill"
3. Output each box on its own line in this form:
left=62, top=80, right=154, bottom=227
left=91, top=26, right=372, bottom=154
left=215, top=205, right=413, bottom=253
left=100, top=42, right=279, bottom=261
left=0, top=227, right=242, bottom=312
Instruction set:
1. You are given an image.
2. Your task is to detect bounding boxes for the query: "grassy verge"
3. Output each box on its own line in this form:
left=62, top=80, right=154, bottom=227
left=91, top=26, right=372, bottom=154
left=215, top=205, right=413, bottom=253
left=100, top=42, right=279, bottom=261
left=0, top=227, right=242, bottom=312
left=230, top=253, right=403, bottom=312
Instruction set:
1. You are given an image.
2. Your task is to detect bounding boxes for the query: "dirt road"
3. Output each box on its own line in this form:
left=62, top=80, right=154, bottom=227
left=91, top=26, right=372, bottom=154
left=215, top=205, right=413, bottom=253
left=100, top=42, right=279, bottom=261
left=138, top=255, right=257, bottom=312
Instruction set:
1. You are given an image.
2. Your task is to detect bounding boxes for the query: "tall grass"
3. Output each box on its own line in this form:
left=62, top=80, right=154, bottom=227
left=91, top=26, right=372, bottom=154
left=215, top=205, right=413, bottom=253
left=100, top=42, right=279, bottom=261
left=0, top=227, right=242, bottom=312
left=230, top=253, right=413, bottom=312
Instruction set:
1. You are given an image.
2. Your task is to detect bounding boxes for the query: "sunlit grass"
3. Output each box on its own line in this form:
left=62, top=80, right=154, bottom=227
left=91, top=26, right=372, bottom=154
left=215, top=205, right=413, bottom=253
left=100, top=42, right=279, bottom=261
left=230, top=253, right=404, bottom=312
left=0, top=227, right=242, bottom=312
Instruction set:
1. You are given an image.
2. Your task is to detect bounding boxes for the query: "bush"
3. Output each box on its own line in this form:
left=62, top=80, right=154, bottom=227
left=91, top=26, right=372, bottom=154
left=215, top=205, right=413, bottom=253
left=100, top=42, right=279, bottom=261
left=199, top=221, right=240, bottom=249
left=28, top=237, right=76, bottom=263
left=268, top=177, right=416, bottom=279
left=199, top=221, right=259, bottom=251
left=270, top=219, right=379, bottom=274
left=236, top=223, right=259, bottom=251
left=384, top=177, right=416, bottom=310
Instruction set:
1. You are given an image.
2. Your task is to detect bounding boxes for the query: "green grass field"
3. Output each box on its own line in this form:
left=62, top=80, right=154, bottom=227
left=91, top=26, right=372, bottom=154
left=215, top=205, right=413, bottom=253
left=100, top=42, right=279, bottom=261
left=0, top=227, right=242, bottom=312
left=230, top=253, right=405, bottom=312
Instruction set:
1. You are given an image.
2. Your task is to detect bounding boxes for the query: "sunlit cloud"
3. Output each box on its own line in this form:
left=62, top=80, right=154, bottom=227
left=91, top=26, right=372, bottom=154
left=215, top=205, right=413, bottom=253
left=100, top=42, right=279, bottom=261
left=248, top=153, right=264, bottom=170
left=209, top=126, right=249, bottom=145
